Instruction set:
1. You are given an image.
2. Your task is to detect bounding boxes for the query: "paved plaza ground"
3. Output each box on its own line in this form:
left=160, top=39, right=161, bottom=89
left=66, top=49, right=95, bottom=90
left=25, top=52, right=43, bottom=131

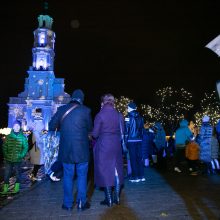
left=0, top=160, right=220, bottom=220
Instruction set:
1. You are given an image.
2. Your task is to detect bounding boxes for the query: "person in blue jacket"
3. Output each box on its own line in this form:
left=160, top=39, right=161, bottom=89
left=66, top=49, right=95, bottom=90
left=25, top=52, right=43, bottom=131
left=174, top=119, right=193, bottom=173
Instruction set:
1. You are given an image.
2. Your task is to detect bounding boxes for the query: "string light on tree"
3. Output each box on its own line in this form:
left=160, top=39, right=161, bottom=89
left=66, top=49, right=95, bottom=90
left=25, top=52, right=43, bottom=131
left=115, top=96, right=133, bottom=116
left=153, top=87, right=193, bottom=132
left=194, top=91, right=220, bottom=126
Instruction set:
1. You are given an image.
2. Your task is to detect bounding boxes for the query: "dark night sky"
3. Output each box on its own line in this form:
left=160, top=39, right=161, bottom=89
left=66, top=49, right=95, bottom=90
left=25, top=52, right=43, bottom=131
left=0, top=0, right=220, bottom=127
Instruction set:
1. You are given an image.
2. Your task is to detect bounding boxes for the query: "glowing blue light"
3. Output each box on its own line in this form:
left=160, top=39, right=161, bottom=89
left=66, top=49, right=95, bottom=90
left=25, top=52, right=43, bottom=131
left=39, top=33, right=46, bottom=44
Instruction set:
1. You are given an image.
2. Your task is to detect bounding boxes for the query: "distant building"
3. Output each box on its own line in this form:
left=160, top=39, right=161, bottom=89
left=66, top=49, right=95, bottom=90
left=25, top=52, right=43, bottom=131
left=8, top=14, right=71, bottom=130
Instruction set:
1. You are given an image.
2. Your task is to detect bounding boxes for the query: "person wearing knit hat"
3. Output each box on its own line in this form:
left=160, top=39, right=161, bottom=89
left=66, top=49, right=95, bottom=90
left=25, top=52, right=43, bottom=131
left=125, top=101, right=145, bottom=183
left=49, top=88, right=92, bottom=211
left=127, top=102, right=137, bottom=113
left=72, top=89, right=84, bottom=104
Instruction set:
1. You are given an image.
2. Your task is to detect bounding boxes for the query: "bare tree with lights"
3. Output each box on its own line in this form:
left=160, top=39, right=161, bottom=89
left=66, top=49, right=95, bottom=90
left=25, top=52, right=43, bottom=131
left=115, top=96, right=133, bottom=116
left=194, top=91, right=220, bottom=126
left=142, top=87, right=194, bottom=133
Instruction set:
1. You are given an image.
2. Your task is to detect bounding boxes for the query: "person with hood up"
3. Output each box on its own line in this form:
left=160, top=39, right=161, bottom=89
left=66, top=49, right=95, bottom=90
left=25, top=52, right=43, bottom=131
left=49, top=89, right=92, bottom=211
left=141, top=122, right=155, bottom=167
left=153, top=122, right=167, bottom=170
left=125, top=102, right=145, bottom=183
left=174, top=119, right=193, bottom=173
left=197, top=115, right=213, bottom=174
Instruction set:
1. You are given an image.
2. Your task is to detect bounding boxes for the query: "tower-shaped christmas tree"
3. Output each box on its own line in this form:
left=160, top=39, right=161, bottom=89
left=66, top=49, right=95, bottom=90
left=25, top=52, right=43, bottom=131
left=8, top=13, right=71, bottom=130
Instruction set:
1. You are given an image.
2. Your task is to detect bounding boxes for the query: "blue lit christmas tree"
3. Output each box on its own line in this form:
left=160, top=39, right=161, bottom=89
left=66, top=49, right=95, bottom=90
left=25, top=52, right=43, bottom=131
left=8, top=8, right=71, bottom=130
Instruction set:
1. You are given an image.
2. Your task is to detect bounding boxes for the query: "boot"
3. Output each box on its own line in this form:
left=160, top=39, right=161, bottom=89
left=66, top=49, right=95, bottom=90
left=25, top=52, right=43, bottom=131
left=100, top=187, right=113, bottom=207
left=12, top=183, right=20, bottom=194
left=0, top=184, right=9, bottom=195
left=114, top=175, right=120, bottom=205
left=114, top=183, right=120, bottom=205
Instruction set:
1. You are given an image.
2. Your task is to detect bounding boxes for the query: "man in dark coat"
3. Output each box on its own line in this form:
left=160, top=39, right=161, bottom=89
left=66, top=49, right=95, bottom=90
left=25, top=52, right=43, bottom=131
left=49, top=89, right=92, bottom=211
left=125, top=102, right=145, bottom=183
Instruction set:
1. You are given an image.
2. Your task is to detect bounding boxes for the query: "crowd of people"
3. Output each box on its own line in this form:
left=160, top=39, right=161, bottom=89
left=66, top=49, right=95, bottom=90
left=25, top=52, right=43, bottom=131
left=0, top=89, right=220, bottom=212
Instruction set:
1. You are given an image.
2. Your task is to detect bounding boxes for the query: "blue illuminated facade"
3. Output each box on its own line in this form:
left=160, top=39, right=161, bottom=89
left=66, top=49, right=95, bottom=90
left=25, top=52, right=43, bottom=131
left=8, top=15, right=71, bottom=130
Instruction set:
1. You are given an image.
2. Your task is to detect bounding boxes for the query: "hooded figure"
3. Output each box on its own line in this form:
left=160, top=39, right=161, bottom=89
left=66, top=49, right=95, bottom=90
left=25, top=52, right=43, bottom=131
left=175, top=119, right=193, bottom=146
left=197, top=115, right=213, bottom=163
left=153, top=122, right=166, bottom=151
left=153, top=122, right=167, bottom=170
left=173, top=119, right=193, bottom=173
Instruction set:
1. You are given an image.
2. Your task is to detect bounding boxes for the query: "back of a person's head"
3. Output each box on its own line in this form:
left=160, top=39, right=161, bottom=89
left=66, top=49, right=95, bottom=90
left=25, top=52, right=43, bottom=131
left=101, top=93, right=115, bottom=106
left=72, top=89, right=84, bottom=104
left=127, top=102, right=137, bottom=113
left=179, top=119, right=188, bottom=127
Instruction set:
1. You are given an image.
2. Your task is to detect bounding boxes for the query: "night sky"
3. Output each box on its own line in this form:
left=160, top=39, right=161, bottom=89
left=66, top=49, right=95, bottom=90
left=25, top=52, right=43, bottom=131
left=0, top=0, right=220, bottom=127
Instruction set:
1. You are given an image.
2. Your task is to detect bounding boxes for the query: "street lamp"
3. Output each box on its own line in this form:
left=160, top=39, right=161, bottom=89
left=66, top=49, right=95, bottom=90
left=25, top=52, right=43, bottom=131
left=205, top=35, right=220, bottom=99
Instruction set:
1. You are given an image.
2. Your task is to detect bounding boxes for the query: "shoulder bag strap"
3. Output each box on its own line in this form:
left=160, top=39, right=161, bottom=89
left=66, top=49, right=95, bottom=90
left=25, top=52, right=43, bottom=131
left=60, top=104, right=79, bottom=124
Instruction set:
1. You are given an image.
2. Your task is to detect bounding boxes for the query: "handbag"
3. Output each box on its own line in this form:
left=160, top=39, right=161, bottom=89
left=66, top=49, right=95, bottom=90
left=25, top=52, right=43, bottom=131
left=119, top=113, right=128, bottom=154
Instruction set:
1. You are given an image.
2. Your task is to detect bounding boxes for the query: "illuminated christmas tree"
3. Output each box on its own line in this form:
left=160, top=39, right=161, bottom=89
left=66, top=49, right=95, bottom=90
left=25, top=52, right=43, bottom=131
left=115, top=96, right=133, bottom=116
left=194, top=91, right=220, bottom=126
left=142, top=87, right=193, bottom=132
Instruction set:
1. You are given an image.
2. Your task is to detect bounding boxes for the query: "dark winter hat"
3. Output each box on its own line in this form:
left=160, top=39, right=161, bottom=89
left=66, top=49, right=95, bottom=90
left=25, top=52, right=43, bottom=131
left=72, top=89, right=84, bottom=104
left=128, top=102, right=137, bottom=110
left=13, top=120, right=21, bottom=127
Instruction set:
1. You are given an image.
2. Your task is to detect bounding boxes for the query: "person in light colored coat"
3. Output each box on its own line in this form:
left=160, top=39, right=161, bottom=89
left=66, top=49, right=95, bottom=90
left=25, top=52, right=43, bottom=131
left=29, top=120, right=46, bottom=181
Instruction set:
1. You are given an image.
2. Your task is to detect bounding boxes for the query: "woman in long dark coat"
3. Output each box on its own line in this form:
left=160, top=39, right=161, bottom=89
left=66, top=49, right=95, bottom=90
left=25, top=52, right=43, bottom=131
left=91, top=94, right=124, bottom=207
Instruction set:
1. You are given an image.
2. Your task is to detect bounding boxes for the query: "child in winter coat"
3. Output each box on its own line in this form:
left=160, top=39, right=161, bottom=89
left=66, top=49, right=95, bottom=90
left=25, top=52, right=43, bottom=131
left=185, top=140, right=200, bottom=175
left=0, top=120, right=28, bottom=195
